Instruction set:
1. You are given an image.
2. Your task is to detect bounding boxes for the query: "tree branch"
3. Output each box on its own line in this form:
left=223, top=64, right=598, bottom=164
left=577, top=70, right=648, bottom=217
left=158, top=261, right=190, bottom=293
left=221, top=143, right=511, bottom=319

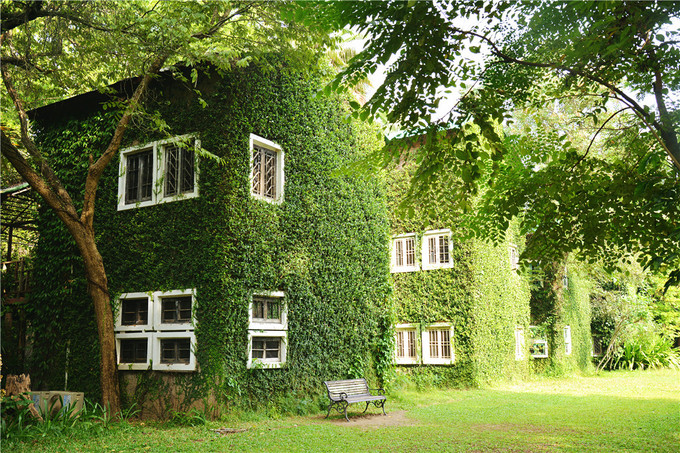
left=1, top=64, right=77, bottom=216
left=448, top=26, right=679, bottom=171
left=82, top=55, right=168, bottom=229
left=571, top=106, right=631, bottom=171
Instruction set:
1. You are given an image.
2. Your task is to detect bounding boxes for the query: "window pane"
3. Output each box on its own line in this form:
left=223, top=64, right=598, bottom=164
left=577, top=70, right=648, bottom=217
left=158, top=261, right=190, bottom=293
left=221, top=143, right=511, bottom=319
left=161, top=296, right=192, bottom=323
left=252, top=339, right=265, bottom=358
left=396, top=331, right=404, bottom=358
left=439, top=236, right=450, bottom=264
left=395, top=240, right=404, bottom=266
left=440, top=329, right=451, bottom=359
left=430, top=330, right=439, bottom=358
left=180, top=146, right=195, bottom=192
left=263, top=148, right=277, bottom=198
left=125, top=149, right=153, bottom=204
left=253, top=299, right=265, bottom=319
left=165, top=144, right=179, bottom=196
left=405, top=238, right=415, bottom=266
left=267, top=301, right=280, bottom=320
left=121, top=298, right=148, bottom=325
left=429, top=237, right=437, bottom=264
left=120, top=339, right=147, bottom=363
left=125, top=154, right=140, bottom=204
left=140, top=151, right=153, bottom=200
left=407, top=331, right=416, bottom=358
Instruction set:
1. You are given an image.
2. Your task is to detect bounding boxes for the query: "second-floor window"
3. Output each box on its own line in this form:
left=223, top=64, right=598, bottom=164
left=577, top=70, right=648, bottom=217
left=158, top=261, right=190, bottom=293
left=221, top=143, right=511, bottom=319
left=422, top=230, right=453, bottom=270
left=118, top=135, right=199, bottom=211
left=391, top=234, right=418, bottom=273
left=250, top=134, right=284, bottom=203
left=125, top=149, right=153, bottom=204
left=163, top=142, right=195, bottom=197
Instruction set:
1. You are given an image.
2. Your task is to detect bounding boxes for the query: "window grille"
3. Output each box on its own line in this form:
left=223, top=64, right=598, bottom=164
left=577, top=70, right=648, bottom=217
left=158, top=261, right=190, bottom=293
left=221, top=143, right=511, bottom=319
left=121, top=298, right=149, bottom=326
left=251, top=337, right=281, bottom=360
left=439, top=236, right=450, bottom=264
left=160, top=338, right=191, bottom=364
left=252, top=296, right=281, bottom=322
left=161, top=296, right=192, bottom=323
left=395, top=241, right=404, bottom=267
left=429, top=237, right=437, bottom=264
left=120, top=339, right=148, bottom=363
left=252, top=145, right=278, bottom=199
left=164, top=143, right=195, bottom=197
left=125, top=150, right=153, bottom=204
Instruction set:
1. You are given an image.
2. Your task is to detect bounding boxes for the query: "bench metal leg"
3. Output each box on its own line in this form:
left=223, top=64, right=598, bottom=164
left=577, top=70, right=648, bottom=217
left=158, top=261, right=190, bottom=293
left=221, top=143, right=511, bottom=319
left=362, top=402, right=370, bottom=414
left=326, top=400, right=350, bottom=421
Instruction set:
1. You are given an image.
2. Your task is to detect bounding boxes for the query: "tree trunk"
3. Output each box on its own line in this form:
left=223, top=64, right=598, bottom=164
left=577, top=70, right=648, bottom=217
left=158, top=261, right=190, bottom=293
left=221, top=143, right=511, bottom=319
left=70, top=225, right=121, bottom=415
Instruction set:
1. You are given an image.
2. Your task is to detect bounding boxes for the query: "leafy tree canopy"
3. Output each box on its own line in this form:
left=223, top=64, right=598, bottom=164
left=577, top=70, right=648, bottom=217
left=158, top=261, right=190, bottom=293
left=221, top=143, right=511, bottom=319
left=296, top=0, right=680, bottom=286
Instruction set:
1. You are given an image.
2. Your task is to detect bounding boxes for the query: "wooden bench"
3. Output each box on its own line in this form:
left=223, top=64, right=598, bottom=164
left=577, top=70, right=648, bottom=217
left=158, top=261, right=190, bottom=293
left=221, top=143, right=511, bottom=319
left=323, top=378, right=386, bottom=422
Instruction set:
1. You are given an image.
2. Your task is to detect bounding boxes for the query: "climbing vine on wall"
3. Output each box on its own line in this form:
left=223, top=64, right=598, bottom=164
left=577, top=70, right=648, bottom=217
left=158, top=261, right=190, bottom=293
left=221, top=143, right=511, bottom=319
left=29, top=56, right=391, bottom=415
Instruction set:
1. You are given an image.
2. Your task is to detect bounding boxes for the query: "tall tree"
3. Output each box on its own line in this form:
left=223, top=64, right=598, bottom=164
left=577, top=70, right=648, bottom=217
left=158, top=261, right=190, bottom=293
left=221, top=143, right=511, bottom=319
left=1, top=0, right=324, bottom=413
left=298, top=0, right=680, bottom=285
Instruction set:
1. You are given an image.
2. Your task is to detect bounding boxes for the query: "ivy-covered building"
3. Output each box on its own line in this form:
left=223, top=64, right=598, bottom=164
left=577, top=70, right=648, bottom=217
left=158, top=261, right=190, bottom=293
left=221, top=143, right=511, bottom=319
left=385, top=163, right=594, bottom=387
left=25, top=58, right=595, bottom=416
left=27, top=59, right=392, bottom=415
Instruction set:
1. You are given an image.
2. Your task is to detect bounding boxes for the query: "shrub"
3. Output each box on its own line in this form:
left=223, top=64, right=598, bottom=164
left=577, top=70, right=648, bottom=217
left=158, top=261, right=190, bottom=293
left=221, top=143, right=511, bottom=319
left=612, top=334, right=680, bottom=370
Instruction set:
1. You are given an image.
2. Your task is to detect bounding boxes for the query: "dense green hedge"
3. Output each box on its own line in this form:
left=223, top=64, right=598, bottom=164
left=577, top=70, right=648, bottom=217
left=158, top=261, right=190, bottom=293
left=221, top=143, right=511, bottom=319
left=28, top=58, right=392, bottom=414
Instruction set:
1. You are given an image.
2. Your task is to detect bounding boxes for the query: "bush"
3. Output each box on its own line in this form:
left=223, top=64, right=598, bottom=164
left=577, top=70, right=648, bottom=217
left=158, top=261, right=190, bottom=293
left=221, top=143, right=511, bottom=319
left=612, top=334, right=680, bottom=370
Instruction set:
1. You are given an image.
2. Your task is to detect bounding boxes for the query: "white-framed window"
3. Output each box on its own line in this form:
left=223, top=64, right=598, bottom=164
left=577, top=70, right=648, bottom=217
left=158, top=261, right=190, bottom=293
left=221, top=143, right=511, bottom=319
left=509, top=244, right=519, bottom=271
left=248, top=291, right=287, bottom=369
left=422, top=323, right=454, bottom=365
left=116, top=332, right=153, bottom=370
left=529, top=326, right=549, bottom=358
left=391, top=234, right=419, bottom=273
left=515, top=326, right=526, bottom=360
left=564, top=326, right=572, bottom=355
left=115, top=292, right=154, bottom=332
left=250, top=134, right=284, bottom=203
left=114, top=289, right=197, bottom=371
left=248, top=291, right=287, bottom=331
left=153, top=289, right=196, bottom=331
left=422, top=230, right=453, bottom=270
left=117, top=135, right=200, bottom=211
left=152, top=331, right=197, bottom=372
left=247, top=330, right=287, bottom=369
left=394, top=324, right=418, bottom=365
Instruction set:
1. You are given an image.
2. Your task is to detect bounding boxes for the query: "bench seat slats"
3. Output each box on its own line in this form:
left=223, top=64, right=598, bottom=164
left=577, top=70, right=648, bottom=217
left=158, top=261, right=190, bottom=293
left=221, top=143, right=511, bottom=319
left=323, top=378, right=387, bottom=421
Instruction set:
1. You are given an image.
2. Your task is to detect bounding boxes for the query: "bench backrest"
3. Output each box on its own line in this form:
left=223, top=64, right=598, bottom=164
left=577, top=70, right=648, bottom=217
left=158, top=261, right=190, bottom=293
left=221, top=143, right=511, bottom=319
left=324, top=378, right=370, bottom=400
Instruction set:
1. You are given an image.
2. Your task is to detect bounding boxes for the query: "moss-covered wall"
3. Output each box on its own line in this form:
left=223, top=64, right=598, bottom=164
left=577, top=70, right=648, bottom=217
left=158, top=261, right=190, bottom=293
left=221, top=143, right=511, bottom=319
left=28, top=58, right=392, bottom=415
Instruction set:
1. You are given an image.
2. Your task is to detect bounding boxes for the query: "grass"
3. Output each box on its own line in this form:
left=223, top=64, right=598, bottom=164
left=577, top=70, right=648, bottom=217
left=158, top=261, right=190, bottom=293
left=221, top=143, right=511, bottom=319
left=4, top=369, right=679, bottom=452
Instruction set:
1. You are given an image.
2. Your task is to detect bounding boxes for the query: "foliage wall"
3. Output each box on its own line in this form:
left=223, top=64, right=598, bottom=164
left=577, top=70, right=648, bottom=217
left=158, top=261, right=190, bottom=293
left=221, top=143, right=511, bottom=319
left=28, top=58, right=392, bottom=414
left=386, top=165, right=531, bottom=388
left=529, top=259, right=592, bottom=374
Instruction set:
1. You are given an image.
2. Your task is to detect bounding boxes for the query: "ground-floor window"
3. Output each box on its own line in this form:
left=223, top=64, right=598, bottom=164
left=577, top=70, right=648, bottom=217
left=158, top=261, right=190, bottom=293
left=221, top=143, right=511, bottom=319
left=394, top=324, right=418, bottom=365
left=248, top=291, right=287, bottom=369
left=421, top=324, right=455, bottom=365
left=115, top=289, right=196, bottom=371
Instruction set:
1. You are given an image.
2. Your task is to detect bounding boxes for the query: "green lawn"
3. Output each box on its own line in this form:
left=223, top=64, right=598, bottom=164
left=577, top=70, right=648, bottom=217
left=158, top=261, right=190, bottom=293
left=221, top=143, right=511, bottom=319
left=5, top=369, right=679, bottom=452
